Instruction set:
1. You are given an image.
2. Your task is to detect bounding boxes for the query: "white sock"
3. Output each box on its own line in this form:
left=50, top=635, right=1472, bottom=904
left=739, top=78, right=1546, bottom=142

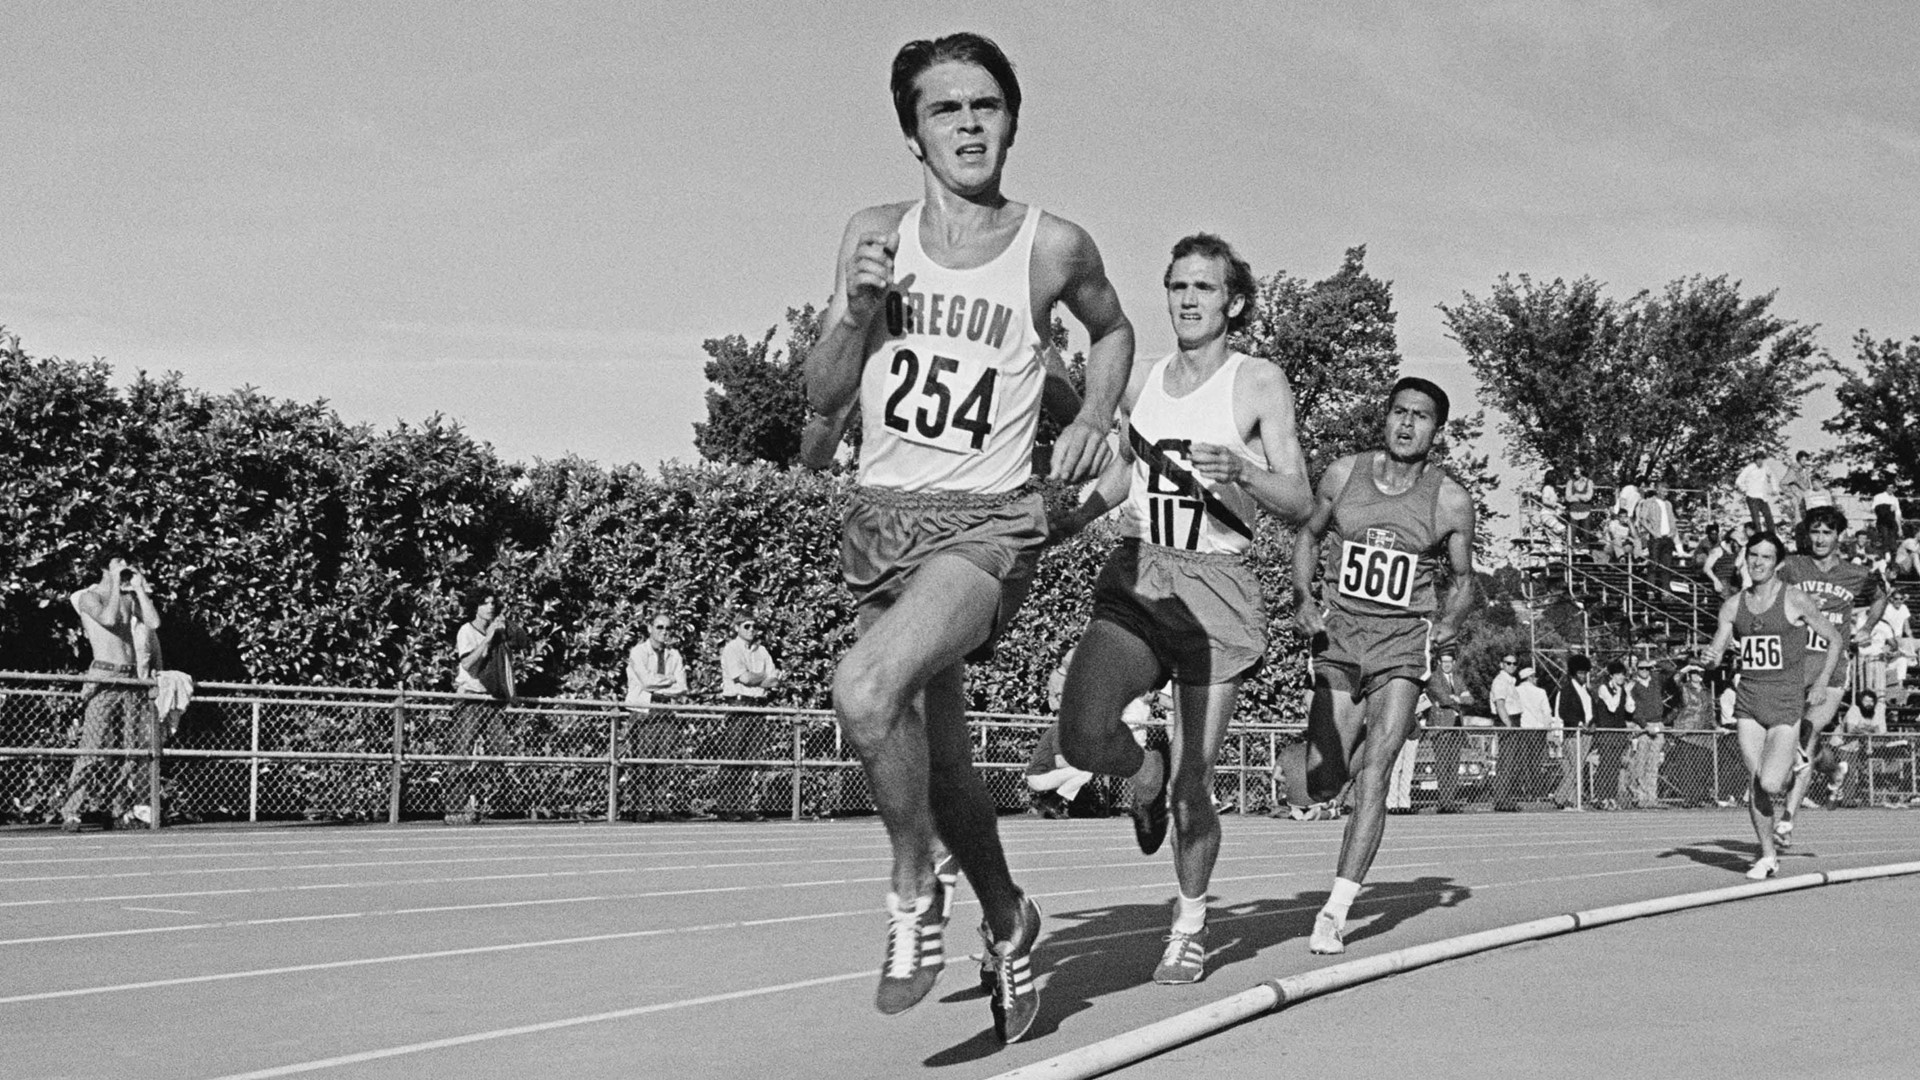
left=887, top=891, right=929, bottom=920
left=1322, top=877, right=1361, bottom=925
left=1173, top=892, right=1208, bottom=934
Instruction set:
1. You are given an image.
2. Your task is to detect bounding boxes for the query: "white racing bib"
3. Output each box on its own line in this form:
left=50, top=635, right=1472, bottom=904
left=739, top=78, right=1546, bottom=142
left=1336, top=540, right=1416, bottom=609
left=1739, top=634, right=1785, bottom=672
left=878, top=345, right=1000, bottom=455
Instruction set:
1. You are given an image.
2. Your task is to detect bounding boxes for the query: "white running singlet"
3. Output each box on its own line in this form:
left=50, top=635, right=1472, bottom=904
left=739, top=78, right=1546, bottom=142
left=1116, top=352, right=1266, bottom=556
left=855, top=202, right=1045, bottom=494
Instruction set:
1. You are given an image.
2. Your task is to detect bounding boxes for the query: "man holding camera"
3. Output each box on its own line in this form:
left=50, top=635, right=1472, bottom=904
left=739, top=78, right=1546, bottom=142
left=64, top=555, right=162, bottom=831
left=446, top=592, right=518, bottom=824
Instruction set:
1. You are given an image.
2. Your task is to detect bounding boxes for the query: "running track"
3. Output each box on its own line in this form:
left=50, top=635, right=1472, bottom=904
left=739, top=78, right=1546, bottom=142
left=5, top=810, right=1919, bottom=1079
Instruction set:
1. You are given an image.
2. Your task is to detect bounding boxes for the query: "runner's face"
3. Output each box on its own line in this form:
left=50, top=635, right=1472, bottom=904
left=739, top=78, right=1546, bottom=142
left=1807, top=522, right=1839, bottom=557
left=1746, top=542, right=1780, bottom=584
left=907, top=62, right=1012, bottom=196
left=1164, top=254, right=1242, bottom=349
left=1383, top=390, right=1440, bottom=459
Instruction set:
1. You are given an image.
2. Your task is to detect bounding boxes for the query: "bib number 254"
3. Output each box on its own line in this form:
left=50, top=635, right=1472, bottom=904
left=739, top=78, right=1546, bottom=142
left=882, top=348, right=997, bottom=453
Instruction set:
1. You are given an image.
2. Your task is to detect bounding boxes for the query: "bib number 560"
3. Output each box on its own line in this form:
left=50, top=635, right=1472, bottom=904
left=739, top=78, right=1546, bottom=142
left=1337, top=541, right=1414, bottom=608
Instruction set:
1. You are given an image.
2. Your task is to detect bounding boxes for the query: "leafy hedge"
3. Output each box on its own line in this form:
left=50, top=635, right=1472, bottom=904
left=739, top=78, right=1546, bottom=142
left=5, top=345, right=1551, bottom=726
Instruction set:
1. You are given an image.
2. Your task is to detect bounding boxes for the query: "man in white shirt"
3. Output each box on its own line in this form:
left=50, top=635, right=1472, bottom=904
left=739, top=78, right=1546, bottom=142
left=1634, top=488, right=1678, bottom=588
left=625, top=611, right=688, bottom=821
left=1735, top=453, right=1777, bottom=536
left=716, top=611, right=783, bottom=820
left=1488, top=653, right=1520, bottom=728
left=1495, top=665, right=1553, bottom=810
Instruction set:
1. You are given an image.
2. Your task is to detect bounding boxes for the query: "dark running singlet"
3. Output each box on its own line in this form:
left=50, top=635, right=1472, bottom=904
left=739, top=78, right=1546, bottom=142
left=1778, top=553, right=1877, bottom=685
left=1731, top=584, right=1803, bottom=728
left=1320, top=451, right=1448, bottom=619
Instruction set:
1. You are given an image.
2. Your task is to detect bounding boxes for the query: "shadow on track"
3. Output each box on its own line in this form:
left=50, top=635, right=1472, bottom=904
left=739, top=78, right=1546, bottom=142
left=922, top=875, right=1469, bottom=1067
left=1656, top=838, right=1815, bottom=873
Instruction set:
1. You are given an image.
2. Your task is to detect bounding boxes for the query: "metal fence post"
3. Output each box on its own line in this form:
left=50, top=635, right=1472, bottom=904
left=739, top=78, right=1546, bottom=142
left=388, top=692, right=406, bottom=825
left=1710, top=731, right=1720, bottom=804
left=249, top=700, right=261, bottom=823
left=791, top=713, right=805, bottom=822
left=147, top=703, right=164, bottom=830
left=1236, top=731, right=1248, bottom=814
left=606, top=712, right=620, bottom=825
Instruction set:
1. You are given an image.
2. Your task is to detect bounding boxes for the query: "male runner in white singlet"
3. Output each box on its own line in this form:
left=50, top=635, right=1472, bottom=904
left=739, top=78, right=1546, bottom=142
left=1293, top=378, right=1476, bottom=955
left=1051, top=233, right=1311, bottom=985
left=803, top=33, right=1134, bottom=1044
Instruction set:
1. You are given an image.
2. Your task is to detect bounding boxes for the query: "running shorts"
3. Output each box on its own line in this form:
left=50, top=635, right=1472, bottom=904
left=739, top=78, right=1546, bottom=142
left=1090, top=539, right=1267, bottom=685
left=1734, top=681, right=1802, bottom=729
left=840, top=484, right=1046, bottom=662
left=1312, top=609, right=1432, bottom=699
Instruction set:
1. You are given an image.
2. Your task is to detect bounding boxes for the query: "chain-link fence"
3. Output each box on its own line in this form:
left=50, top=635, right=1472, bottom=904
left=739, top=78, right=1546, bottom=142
left=7, top=672, right=1919, bottom=827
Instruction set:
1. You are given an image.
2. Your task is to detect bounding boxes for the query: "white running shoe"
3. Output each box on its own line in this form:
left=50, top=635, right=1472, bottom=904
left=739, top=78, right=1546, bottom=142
left=1746, top=857, right=1779, bottom=881
left=1773, top=819, right=1794, bottom=850
left=1308, top=910, right=1346, bottom=955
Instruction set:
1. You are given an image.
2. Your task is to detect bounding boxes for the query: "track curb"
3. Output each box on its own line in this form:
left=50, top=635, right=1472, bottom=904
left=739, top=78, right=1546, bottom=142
left=989, top=860, right=1920, bottom=1079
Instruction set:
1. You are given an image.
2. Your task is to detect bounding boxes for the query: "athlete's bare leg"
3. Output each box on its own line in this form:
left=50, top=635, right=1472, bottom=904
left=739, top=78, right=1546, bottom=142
left=922, top=661, right=1023, bottom=935
left=1168, top=680, right=1241, bottom=899
left=833, top=554, right=1021, bottom=933
left=1327, top=679, right=1423, bottom=884
left=1057, top=621, right=1165, bottom=778
left=1303, top=672, right=1420, bottom=952
left=1739, top=716, right=1799, bottom=869
left=1782, top=685, right=1844, bottom=823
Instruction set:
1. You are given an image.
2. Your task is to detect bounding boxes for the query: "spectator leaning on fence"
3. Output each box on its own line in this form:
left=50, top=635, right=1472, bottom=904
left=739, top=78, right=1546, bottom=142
left=445, top=592, right=519, bottom=825
left=624, top=609, right=688, bottom=821
left=716, top=610, right=783, bottom=821
left=63, top=555, right=163, bottom=831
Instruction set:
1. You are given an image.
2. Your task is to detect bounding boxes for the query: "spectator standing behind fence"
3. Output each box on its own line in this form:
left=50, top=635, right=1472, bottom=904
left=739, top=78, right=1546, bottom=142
left=1735, top=453, right=1777, bottom=536
left=1565, top=470, right=1596, bottom=552
left=63, top=556, right=162, bottom=831
left=1494, top=666, right=1553, bottom=811
left=1662, top=666, right=1716, bottom=808
left=1623, top=659, right=1673, bottom=808
left=1425, top=653, right=1473, bottom=813
left=625, top=611, right=688, bottom=822
left=444, top=592, right=519, bottom=824
left=1590, top=661, right=1631, bottom=810
left=1781, top=452, right=1812, bottom=534
left=1635, top=487, right=1677, bottom=589
left=716, top=611, right=784, bottom=820
left=1872, top=487, right=1904, bottom=557
left=1553, top=655, right=1593, bottom=811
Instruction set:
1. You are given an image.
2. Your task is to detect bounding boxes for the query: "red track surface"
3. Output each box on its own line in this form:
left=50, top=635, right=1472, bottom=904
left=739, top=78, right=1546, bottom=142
left=4, top=810, right=1918, bottom=1079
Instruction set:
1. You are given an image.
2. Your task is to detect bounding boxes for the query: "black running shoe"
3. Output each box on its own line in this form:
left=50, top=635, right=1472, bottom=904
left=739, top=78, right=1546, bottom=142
left=988, top=893, right=1043, bottom=1043
left=1130, top=745, right=1171, bottom=856
left=874, top=877, right=948, bottom=1015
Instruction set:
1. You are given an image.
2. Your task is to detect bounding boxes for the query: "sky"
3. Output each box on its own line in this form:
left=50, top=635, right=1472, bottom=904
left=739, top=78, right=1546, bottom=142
left=5, top=1, right=1917, bottom=540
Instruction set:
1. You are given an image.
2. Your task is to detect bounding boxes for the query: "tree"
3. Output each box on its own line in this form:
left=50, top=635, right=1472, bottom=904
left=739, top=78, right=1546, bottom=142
left=1444, top=274, right=1820, bottom=491
left=1824, top=331, right=1920, bottom=497
left=693, top=305, right=822, bottom=467
left=1233, top=246, right=1501, bottom=533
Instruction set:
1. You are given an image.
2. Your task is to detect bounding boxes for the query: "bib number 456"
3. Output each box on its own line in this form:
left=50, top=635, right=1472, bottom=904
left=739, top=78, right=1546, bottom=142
left=883, top=348, right=997, bottom=453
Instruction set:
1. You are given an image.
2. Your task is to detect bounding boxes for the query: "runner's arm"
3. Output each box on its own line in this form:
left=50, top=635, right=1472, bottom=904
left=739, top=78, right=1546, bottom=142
left=798, top=405, right=853, bottom=472
left=1290, top=459, right=1347, bottom=635
left=1052, top=367, right=1148, bottom=539
left=1700, top=596, right=1740, bottom=667
left=1043, top=218, right=1133, bottom=482
left=1430, top=479, right=1478, bottom=657
left=1190, top=361, right=1312, bottom=525
left=806, top=209, right=904, bottom=416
